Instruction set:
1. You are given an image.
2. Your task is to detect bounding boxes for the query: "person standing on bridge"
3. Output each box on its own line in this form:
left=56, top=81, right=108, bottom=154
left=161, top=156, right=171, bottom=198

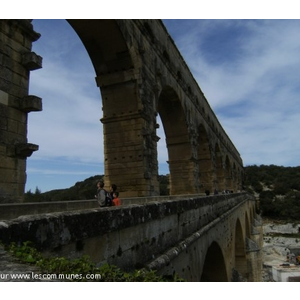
left=109, top=184, right=117, bottom=200
left=112, top=191, right=121, bottom=206
left=95, top=181, right=106, bottom=207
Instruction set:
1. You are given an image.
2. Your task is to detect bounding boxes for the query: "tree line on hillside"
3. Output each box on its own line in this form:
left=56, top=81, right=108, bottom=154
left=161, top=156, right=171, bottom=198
left=244, top=165, right=300, bottom=221
left=25, top=165, right=300, bottom=221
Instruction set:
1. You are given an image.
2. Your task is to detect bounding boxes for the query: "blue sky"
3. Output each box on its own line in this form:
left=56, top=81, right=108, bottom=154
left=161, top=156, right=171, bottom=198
left=12, top=16, right=297, bottom=192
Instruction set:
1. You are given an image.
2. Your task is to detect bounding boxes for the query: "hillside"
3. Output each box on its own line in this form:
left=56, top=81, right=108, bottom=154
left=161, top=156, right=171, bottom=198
left=24, top=174, right=170, bottom=202
left=25, top=175, right=103, bottom=202
left=244, top=165, right=300, bottom=221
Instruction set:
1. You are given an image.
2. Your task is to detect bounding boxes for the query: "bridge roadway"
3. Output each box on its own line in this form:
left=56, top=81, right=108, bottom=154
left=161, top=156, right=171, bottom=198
left=0, top=192, right=262, bottom=281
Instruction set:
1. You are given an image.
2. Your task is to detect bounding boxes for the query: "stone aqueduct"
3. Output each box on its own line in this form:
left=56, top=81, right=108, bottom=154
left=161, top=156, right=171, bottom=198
left=0, top=20, right=262, bottom=282
left=0, top=19, right=244, bottom=203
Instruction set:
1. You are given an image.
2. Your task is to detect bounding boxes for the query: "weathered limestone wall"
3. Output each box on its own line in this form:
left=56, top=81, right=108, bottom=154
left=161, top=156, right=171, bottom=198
left=0, top=193, right=260, bottom=281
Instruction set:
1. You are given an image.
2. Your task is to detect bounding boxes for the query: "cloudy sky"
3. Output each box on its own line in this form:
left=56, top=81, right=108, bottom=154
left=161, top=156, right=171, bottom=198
left=24, top=18, right=300, bottom=192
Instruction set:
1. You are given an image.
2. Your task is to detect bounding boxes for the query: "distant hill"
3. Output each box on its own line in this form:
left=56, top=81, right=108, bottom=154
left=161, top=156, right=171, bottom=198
left=244, top=164, right=300, bottom=194
left=244, top=165, right=300, bottom=221
left=24, top=174, right=170, bottom=202
left=25, top=165, right=300, bottom=221
left=25, top=175, right=104, bottom=202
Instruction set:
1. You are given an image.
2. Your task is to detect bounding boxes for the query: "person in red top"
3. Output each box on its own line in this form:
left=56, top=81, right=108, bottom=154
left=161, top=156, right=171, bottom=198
left=112, top=191, right=121, bottom=206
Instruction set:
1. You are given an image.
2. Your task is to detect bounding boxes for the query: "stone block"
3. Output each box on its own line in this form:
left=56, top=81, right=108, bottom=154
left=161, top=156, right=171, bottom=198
left=15, top=143, right=39, bottom=158
left=0, top=145, right=6, bottom=155
left=0, top=90, right=8, bottom=106
left=20, top=95, right=42, bottom=112
left=9, top=95, right=42, bottom=112
left=22, top=52, right=42, bottom=70
left=0, top=168, right=17, bottom=183
left=7, top=119, right=18, bottom=134
left=0, top=155, right=16, bottom=169
left=8, top=107, right=26, bottom=122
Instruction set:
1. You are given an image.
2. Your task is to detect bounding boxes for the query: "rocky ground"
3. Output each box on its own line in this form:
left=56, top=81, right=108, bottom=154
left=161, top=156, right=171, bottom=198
left=0, top=244, right=51, bottom=282
left=261, top=219, right=300, bottom=281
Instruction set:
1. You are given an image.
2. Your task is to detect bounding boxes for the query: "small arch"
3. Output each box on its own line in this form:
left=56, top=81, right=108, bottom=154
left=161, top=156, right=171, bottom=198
left=214, top=143, right=225, bottom=192
left=201, top=241, right=228, bottom=282
left=198, top=124, right=213, bottom=194
left=143, top=22, right=155, bottom=41
left=162, top=50, right=170, bottom=63
left=234, top=218, right=247, bottom=279
left=177, top=71, right=182, bottom=80
left=232, top=162, right=237, bottom=191
left=224, top=155, right=233, bottom=191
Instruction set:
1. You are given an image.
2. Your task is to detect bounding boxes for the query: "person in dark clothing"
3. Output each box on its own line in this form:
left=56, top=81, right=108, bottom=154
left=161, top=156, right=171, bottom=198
left=109, top=184, right=117, bottom=200
left=95, top=181, right=106, bottom=207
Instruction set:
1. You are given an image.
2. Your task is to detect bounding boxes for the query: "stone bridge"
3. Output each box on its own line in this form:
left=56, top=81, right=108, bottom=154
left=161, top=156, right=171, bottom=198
left=0, top=20, right=260, bottom=282
left=0, top=20, right=243, bottom=203
left=0, top=193, right=262, bottom=282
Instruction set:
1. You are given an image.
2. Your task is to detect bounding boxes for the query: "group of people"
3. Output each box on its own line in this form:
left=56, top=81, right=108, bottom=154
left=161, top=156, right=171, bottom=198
left=95, top=181, right=121, bottom=207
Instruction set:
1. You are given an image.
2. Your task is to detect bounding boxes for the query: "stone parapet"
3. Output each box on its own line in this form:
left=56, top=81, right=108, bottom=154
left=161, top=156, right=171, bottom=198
left=0, top=193, right=260, bottom=281
left=0, top=193, right=248, bottom=257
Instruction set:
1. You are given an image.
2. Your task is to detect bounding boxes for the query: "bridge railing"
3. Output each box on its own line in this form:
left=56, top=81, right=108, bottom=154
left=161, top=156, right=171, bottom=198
left=0, top=192, right=255, bottom=274
left=0, top=193, right=247, bottom=221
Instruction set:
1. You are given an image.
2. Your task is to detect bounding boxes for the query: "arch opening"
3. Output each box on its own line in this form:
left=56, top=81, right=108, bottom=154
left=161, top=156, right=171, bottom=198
left=158, top=86, right=194, bottom=195
left=68, top=20, right=134, bottom=75
left=197, top=124, right=213, bottom=194
left=27, top=19, right=104, bottom=193
left=215, top=143, right=225, bottom=192
left=234, top=218, right=247, bottom=280
left=69, top=20, right=159, bottom=197
left=224, top=155, right=233, bottom=192
left=201, top=241, right=228, bottom=282
left=28, top=19, right=156, bottom=198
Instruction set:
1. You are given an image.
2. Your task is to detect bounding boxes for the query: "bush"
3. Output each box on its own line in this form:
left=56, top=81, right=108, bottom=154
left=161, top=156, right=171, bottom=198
left=5, top=241, right=184, bottom=282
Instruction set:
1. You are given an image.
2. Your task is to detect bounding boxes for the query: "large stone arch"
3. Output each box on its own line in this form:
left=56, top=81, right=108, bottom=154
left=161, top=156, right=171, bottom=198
left=68, top=20, right=134, bottom=74
left=234, top=218, right=247, bottom=279
left=197, top=124, right=213, bottom=194
left=201, top=241, right=228, bottom=282
left=232, top=162, right=237, bottom=190
left=214, top=143, right=225, bottom=192
left=68, top=20, right=160, bottom=197
left=224, top=155, right=234, bottom=191
left=158, top=86, right=193, bottom=195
